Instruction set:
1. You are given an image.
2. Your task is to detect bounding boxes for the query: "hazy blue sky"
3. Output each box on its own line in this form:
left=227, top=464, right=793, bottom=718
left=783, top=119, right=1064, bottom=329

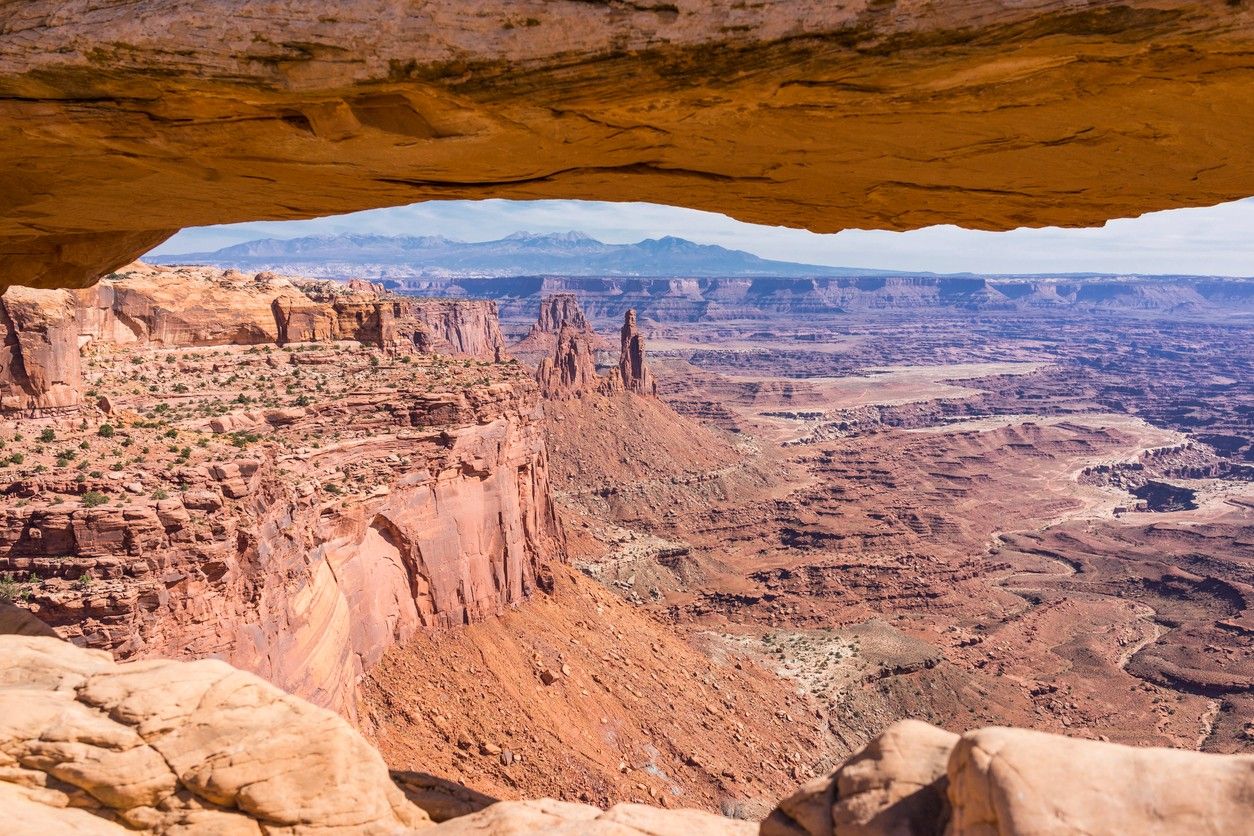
left=149, top=197, right=1254, bottom=276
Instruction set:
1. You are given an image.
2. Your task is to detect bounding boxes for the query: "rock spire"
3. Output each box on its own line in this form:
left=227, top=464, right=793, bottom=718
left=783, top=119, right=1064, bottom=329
left=531, top=297, right=656, bottom=400
left=618, top=309, right=657, bottom=397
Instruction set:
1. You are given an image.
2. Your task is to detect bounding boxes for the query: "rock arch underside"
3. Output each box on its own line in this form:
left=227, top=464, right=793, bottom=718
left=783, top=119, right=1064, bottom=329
left=1, top=0, right=1254, bottom=289
left=3, top=3, right=1254, bottom=836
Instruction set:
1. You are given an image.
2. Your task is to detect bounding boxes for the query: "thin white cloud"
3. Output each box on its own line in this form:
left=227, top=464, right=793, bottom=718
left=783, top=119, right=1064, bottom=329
left=148, top=197, right=1254, bottom=276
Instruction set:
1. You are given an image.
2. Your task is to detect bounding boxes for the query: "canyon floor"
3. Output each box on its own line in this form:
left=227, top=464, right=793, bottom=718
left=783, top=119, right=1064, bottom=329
left=506, top=306, right=1253, bottom=772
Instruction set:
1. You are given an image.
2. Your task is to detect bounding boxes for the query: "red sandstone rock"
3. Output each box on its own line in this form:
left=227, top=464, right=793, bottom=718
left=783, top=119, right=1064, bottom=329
left=616, top=310, right=656, bottom=397
left=531, top=300, right=657, bottom=401
left=0, top=263, right=509, bottom=415
left=536, top=325, right=604, bottom=400
left=0, top=381, right=564, bottom=719
left=515, top=293, right=609, bottom=358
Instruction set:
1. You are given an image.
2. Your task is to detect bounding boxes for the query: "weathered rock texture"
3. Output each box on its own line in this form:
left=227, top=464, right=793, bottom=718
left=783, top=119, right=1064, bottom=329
left=3, top=2, right=1254, bottom=288
left=0, top=267, right=557, bottom=718
left=514, top=293, right=609, bottom=359
left=763, top=720, right=957, bottom=836
left=1, top=263, right=506, bottom=414
left=764, top=719, right=1254, bottom=836
left=0, top=287, right=82, bottom=415
left=533, top=299, right=658, bottom=400
left=4, top=639, right=1252, bottom=836
left=0, top=634, right=429, bottom=833
left=1, top=383, right=563, bottom=717
left=536, top=324, right=606, bottom=400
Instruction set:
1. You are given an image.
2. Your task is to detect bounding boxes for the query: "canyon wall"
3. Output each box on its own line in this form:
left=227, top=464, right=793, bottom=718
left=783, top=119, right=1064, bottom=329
left=0, top=381, right=562, bottom=718
left=0, top=287, right=82, bottom=416
left=0, top=264, right=507, bottom=416
left=400, top=275, right=1254, bottom=323
left=0, top=270, right=559, bottom=717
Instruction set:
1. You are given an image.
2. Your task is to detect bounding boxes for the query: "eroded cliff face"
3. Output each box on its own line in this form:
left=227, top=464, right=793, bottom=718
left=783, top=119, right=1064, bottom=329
left=0, top=263, right=507, bottom=415
left=1, top=382, right=562, bottom=718
left=514, top=293, right=608, bottom=360
left=533, top=298, right=658, bottom=400
left=0, top=275, right=559, bottom=717
left=2, top=2, right=1254, bottom=288
left=0, top=287, right=81, bottom=415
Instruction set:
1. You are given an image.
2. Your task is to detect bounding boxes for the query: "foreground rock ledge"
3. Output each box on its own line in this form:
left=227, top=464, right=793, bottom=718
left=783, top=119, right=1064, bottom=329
left=764, top=719, right=1254, bottom=836
left=3, top=1, right=1254, bottom=287
left=3, top=632, right=1252, bottom=835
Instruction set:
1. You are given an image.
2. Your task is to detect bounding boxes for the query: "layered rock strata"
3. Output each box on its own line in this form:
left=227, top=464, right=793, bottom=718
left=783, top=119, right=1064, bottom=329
left=4, top=2, right=1254, bottom=288
left=535, top=324, right=605, bottom=400
left=533, top=301, right=658, bottom=400
left=0, top=381, right=562, bottom=717
left=514, top=292, right=608, bottom=358
left=0, top=263, right=506, bottom=415
left=406, top=276, right=1254, bottom=324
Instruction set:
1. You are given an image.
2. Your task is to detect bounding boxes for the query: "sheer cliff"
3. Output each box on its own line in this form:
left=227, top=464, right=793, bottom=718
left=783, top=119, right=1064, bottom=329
left=0, top=270, right=558, bottom=718
left=0, top=264, right=507, bottom=416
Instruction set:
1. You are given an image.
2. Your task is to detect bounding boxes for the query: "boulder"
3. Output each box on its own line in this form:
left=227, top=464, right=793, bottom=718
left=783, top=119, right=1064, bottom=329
left=767, top=720, right=1254, bottom=836
left=763, top=720, right=957, bottom=836
left=427, top=799, right=755, bottom=835
left=947, top=726, right=1254, bottom=836
left=0, top=635, right=430, bottom=833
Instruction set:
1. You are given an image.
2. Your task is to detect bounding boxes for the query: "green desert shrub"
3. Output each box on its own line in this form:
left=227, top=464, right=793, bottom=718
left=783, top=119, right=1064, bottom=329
left=81, top=492, right=109, bottom=508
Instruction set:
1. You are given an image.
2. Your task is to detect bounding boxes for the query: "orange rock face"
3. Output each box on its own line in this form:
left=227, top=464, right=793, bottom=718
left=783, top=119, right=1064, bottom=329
left=0, top=263, right=507, bottom=415
left=0, top=287, right=82, bottom=415
left=3, top=2, right=1254, bottom=288
left=0, top=273, right=558, bottom=719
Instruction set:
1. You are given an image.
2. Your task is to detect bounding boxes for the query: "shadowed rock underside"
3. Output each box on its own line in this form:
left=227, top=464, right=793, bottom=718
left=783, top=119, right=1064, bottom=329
left=2, top=1, right=1254, bottom=287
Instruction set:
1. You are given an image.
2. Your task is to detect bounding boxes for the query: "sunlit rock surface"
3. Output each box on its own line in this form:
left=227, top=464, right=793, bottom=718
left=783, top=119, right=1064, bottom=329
left=4, top=640, right=1252, bottom=836
left=0, top=634, right=429, bottom=833
left=3, top=1, right=1254, bottom=287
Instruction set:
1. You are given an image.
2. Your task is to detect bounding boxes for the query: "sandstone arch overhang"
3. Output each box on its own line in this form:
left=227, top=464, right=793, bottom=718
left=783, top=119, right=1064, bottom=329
left=2, top=0, right=1253, bottom=289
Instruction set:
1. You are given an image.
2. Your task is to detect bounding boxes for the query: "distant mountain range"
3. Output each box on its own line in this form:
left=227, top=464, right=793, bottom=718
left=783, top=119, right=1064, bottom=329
left=154, top=231, right=902, bottom=278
